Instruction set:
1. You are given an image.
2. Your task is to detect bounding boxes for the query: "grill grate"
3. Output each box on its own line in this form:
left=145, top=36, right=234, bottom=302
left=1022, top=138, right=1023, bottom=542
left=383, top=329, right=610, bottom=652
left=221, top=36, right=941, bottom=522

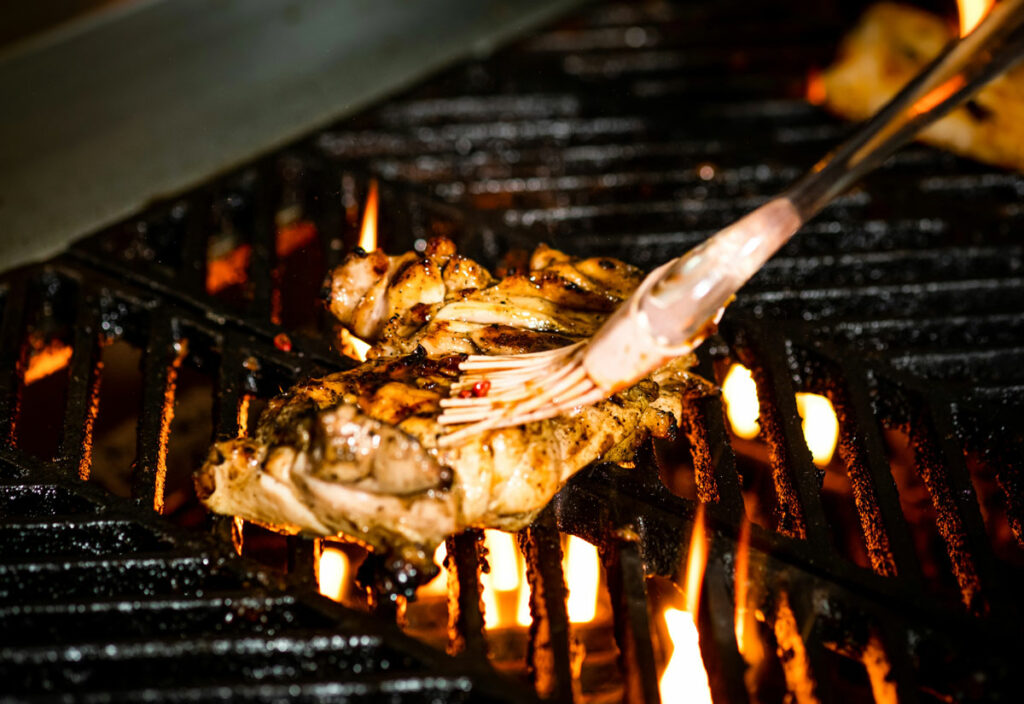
left=4, top=0, right=1024, bottom=701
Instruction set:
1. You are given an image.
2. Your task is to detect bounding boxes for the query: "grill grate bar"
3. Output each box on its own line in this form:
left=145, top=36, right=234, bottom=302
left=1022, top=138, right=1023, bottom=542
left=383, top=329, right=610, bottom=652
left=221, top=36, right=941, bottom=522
left=247, top=163, right=278, bottom=320
left=131, top=314, right=184, bottom=513
left=59, top=287, right=104, bottom=480
left=180, top=195, right=210, bottom=295
left=732, top=323, right=831, bottom=549
left=910, top=401, right=1008, bottom=616
left=516, top=511, right=576, bottom=703
left=213, top=335, right=247, bottom=442
left=821, top=354, right=924, bottom=583
left=700, top=554, right=752, bottom=704
left=682, top=347, right=746, bottom=517
left=445, top=529, right=488, bottom=657
left=0, top=277, right=28, bottom=444
left=601, top=538, right=660, bottom=704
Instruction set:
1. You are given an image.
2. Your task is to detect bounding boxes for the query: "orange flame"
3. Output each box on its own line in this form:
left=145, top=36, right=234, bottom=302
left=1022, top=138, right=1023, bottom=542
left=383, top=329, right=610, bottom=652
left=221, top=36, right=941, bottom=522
left=659, top=608, right=714, bottom=704
left=723, top=363, right=839, bottom=466
left=317, top=544, right=350, bottom=602
left=795, top=393, right=840, bottom=466
left=958, top=0, right=995, bottom=36
left=722, top=364, right=760, bottom=439
left=734, top=519, right=752, bottom=653
left=565, top=536, right=601, bottom=623
left=339, top=328, right=372, bottom=362
left=734, top=519, right=766, bottom=681
left=516, top=558, right=532, bottom=626
left=659, top=505, right=713, bottom=704
left=682, top=505, right=709, bottom=614
left=477, top=531, right=602, bottom=630
left=482, top=530, right=521, bottom=629
left=419, top=542, right=449, bottom=597
left=358, top=180, right=379, bottom=252
left=23, top=340, right=74, bottom=385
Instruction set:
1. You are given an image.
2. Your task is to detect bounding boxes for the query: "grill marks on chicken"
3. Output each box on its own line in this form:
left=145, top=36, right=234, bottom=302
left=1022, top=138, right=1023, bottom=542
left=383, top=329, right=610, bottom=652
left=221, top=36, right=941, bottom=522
left=197, top=239, right=707, bottom=574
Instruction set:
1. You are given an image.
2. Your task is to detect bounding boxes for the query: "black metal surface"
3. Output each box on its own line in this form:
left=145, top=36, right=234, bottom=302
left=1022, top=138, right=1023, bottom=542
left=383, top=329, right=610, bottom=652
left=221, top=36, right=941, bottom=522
left=3, top=0, right=1024, bottom=701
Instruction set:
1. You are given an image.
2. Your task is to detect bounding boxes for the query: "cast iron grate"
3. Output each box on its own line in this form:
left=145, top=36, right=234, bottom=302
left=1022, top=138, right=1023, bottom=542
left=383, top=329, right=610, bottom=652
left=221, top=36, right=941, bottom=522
left=3, top=0, right=1024, bottom=701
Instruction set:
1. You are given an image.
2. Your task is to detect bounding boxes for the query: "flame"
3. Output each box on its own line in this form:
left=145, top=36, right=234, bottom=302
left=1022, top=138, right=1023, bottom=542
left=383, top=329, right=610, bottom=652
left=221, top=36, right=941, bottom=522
left=358, top=180, right=379, bottom=252
left=232, top=516, right=245, bottom=556
left=516, top=559, right=532, bottom=626
left=236, top=394, right=252, bottom=438
left=339, top=328, right=372, bottom=362
left=206, top=244, right=251, bottom=294
left=683, top=505, right=709, bottom=614
left=658, top=505, right=713, bottom=704
left=734, top=519, right=752, bottom=653
left=659, top=609, right=714, bottom=704
left=23, top=340, right=74, bottom=385
left=565, top=536, right=600, bottom=623
left=723, top=363, right=839, bottom=466
left=419, top=542, right=449, bottom=597
left=734, top=519, right=766, bottom=684
left=482, top=530, right=521, bottom=629
left=958, top=0, right=995, bottom=36
left=722, top=364, right=760, bottom=439
left=795, top=393, right=839, bottom=466
left=317, top=545, right=349, bottom=602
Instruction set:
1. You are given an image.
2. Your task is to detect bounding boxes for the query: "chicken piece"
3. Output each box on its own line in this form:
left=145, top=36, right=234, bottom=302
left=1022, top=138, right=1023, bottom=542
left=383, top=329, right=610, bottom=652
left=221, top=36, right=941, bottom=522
left=326, top=237, right=643, bottom=358
left=819, top=3, right=1024, bottom=171
left=197, top=240, right=711, bottom=588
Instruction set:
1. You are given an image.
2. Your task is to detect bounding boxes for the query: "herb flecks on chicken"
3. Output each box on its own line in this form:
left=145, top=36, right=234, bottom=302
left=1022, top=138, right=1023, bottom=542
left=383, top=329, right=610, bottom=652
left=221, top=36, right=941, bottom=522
left=196, top=238, right=709, bottom=580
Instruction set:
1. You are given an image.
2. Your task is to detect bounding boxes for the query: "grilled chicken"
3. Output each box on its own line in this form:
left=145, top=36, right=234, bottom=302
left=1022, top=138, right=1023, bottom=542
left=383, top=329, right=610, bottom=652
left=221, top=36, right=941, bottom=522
left=819, top=3, right=1024, bottom=171
left=196, top=239, right=708, bottom=583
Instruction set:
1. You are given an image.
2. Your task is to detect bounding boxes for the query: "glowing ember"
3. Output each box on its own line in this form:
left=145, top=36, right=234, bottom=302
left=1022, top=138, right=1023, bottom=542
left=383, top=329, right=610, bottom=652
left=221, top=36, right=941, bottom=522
left=419, top=543, right=448, bottom=597
left=805, top=68, right=827, bottom=106
left=659, top=608, right=714, bottom=704
left=958, top=0, right=994, bottom=36
left=206, top=244, right=251, bottom=294
left=317, top=545, right=349, bottom=602
left=23, top=339, right=74, bottom=385
left=722, top=363, right=760, bottom=439
left=358, top=180, right=379, bottom=252
left=795, top=393, right=840, bottom=466
left=275, top=220, right=318, bottom=258
left=564, top=535, right=600, bottom=623
left=339, top=328, right=372, bottom=362
left=273, top=333, right=293, bottom=352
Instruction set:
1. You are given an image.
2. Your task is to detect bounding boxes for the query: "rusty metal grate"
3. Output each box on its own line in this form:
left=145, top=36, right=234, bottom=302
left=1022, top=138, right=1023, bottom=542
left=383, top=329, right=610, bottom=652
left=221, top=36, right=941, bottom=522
left=3, top=0, right=1024, bottom=701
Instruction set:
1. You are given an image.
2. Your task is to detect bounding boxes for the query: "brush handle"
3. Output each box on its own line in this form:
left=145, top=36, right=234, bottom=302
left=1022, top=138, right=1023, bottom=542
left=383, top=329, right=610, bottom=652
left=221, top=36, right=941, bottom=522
left=583, top=1, right=1024, bottom=390
left=642, top=0, right=1024, bottom=349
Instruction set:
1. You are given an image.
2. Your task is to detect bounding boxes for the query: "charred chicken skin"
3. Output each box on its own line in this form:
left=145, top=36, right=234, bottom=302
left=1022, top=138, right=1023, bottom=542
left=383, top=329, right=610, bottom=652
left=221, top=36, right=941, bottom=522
left=196, top=238, right=707, bottom=580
